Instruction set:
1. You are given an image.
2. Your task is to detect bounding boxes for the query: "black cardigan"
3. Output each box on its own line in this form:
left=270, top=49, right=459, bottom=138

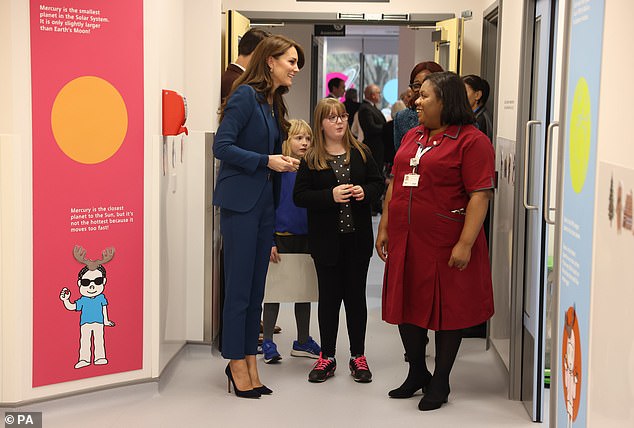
left=293, top=147, right=384, bottom=266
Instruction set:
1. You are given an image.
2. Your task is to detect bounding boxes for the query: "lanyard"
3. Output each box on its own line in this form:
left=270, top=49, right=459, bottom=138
left=410, top=133, right=437, bottom=172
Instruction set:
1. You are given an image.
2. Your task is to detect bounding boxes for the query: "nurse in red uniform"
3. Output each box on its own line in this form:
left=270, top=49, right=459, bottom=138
left=376, top=71, right=495, bottom=411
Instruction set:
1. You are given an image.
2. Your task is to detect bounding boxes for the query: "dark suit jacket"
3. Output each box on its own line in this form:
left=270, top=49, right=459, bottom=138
left=358, top=100, right=387, bottom=167
left=213, top=84, right=282, bottom=212
left=220, top=63, right=244, bottom=100
left=293, top=148, right=384, bottom=266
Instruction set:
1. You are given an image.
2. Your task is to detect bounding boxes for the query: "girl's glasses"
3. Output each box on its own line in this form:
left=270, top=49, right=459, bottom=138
left=326, top=113, right=349, bottom=123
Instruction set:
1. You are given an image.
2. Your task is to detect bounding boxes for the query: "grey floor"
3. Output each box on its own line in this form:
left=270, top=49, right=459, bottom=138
left=9, top=219, right=543, bottom=428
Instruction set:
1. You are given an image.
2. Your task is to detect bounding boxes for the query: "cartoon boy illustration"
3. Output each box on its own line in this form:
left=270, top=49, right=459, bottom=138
left=60, top=246, right=116, bottom=369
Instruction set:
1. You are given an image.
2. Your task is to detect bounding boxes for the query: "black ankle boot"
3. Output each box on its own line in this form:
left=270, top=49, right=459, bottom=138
left=388, top=369, right=432, bottom=398
left=418, top=380, right=450, bottom=411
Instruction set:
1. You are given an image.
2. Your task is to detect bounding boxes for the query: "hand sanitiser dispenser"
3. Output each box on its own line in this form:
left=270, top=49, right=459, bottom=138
left=161, top=90, right=188, bottom=175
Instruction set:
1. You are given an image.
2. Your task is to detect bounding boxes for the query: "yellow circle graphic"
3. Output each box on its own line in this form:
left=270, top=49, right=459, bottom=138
left=51, top=76, right=128, bottom=164
left=569, top=78, right=591, bottom=193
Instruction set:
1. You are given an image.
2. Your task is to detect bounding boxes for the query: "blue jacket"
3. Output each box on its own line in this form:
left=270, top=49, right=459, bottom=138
left=213, top=85, right=283, bottom=212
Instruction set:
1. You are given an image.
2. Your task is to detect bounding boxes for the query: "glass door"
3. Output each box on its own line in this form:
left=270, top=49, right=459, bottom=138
left=519, top=0, right=557, bottom=421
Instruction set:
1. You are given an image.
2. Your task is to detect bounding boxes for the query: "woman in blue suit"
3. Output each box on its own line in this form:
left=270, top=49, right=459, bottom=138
left=213, top=34, right=305, bottom=398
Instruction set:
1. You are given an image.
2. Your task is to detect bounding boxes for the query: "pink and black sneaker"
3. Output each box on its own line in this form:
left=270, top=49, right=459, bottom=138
left=349, top=355, right=372, bottom=383
left=308, top=353, right=336, bottom=383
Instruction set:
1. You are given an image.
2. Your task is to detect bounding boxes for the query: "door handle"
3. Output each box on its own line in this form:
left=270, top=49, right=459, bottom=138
left=523, top=120, right=542, bottom=210
left=543, top=122, right=559, bottom=225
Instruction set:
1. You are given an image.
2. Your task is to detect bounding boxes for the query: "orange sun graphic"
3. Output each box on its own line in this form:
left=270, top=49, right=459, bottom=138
left=51, top=76, right=128, bottom=164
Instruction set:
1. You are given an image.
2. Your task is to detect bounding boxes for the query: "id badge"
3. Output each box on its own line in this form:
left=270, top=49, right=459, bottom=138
left=403, top=173, right=420, bottom=187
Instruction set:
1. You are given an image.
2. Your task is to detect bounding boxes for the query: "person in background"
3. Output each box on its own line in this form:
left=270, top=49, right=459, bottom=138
left=393, top=61, right=444, bottom=152
left=326, top=77, right=346, bottom=99
left=376, top=72, right=495, bottom=411
left=462, top=74, right=493, bottom=142
left=381, top=101, right=407, bottom=179
left=344, top=88, right=360, bottom=128
left=214, top=35, right=304, bottom=399
left=294, top=98, right=384, bottom=384
left=462, top=75, right=494, bottom=311
left=261, top=119, right=321, bottom=364
left=399, top=88, right=414, bottom=108
left=220, top=28, right=271, bottom=100
left=358, top=84, right=387, bottom=214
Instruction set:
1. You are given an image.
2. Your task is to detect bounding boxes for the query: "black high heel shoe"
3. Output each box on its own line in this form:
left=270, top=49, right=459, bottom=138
left=225, top=364, right=261, bottom=399
left=388, top=370, right=432, bottom=398
left=253, top=385, right=273, bottom=395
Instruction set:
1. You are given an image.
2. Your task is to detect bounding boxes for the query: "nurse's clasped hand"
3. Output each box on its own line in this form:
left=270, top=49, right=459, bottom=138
left=447, top=240, right=472, bottom=271
left=268, top=154, right=300, bottom=172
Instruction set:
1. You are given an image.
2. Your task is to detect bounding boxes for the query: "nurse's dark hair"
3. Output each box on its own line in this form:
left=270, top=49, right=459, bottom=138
left=424, top=72, right=475, bottom=126
left=462, top=74, right=490, bottom=107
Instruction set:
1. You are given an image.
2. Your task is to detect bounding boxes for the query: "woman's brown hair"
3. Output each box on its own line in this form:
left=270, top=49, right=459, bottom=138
left=219, top=34, right=305, bottom=134
left=304, top=98, right=370, bottom=170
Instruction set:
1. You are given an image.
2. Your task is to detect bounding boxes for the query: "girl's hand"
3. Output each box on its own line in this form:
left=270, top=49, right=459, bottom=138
left=333, top=184, right=354, bottom=203
left=270, top=246, right=281, bottom=263
left=351, top=185, right=365, bottom=201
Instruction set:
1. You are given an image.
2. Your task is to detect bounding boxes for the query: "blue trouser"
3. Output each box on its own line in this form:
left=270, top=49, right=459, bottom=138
left=220, top=181, right=274, bottom=359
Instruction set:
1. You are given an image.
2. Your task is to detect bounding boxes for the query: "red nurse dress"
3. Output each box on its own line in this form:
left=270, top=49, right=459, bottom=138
left=382, top=124, right=495, bottom=331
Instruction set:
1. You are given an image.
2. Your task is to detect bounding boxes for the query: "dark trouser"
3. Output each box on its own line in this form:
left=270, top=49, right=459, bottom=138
left=220, top=182, right=274, bottom=359
left=313, top=233, right=370, bottom=358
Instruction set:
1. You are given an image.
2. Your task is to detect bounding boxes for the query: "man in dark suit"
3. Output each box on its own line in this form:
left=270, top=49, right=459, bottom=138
left=358, top=85, right=386, bottom=170
left=325, top=77, right=345, bottom=99
left=220, top=28, right=270, bottom=100
left=358, top=84, right=387, bottom=214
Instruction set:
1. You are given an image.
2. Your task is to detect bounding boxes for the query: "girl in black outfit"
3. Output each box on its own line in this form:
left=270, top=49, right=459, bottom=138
left=293, top=98, right=384, bottom=384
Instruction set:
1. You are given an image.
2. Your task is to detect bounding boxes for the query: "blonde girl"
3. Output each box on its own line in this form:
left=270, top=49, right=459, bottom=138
left=262, top=120, right=322, bottom=364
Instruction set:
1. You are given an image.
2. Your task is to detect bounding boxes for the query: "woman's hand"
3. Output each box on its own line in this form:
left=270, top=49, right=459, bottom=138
left=270, top=246, right=281, bottom=263
left=448, top=241, right=472, bottom=270
left=268, top=155, right=299, bottom=172
left=333, top=184, right=354, bottom=203
left=351, top=185, right=365, bottom=201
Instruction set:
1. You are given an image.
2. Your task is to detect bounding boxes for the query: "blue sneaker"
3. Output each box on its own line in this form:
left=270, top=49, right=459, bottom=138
left=262, top=339, right=282, bottom=364
left=291, top=336, right=321, bottom=359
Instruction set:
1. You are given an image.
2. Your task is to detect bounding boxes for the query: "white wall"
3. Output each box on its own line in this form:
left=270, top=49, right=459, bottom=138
left=494, top=0, right=523, bottom=140
left=488, top=0, right=523, bottom=370
left=397, top=27, right=435, bottom=92
left=587, top=2, right=634, bottom=427
left=0, top=0, right=221, bottom=403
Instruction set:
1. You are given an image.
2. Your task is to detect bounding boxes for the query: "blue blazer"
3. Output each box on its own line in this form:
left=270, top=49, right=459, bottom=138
left=213, top=85, right=282, bottom=212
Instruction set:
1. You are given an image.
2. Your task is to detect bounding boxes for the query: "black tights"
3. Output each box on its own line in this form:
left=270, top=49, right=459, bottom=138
left=398, top=323, right=463, bottom=396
